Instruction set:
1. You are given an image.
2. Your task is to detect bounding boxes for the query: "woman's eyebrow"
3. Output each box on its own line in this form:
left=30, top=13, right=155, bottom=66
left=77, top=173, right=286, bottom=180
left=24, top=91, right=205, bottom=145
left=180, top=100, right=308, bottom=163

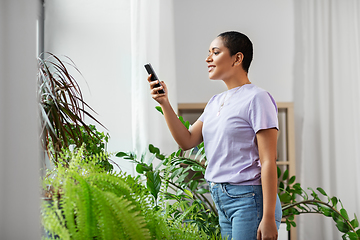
left=209, top=47, right=220, bottom=52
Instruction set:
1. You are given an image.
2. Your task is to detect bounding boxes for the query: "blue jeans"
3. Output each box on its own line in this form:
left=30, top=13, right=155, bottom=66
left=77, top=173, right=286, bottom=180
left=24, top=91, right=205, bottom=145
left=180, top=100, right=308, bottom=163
left=208, top=182, right=282, bottom=240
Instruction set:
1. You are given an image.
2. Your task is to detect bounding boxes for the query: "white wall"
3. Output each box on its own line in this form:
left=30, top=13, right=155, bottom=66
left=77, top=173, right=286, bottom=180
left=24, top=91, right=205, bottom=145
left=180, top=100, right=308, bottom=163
left=0, top=1, right=41, bottom=239
left=173, top=0, right=294, bottom=104
left=44, top=1, right=294, bottom=165
left=44, top=0, right=135, bottom=173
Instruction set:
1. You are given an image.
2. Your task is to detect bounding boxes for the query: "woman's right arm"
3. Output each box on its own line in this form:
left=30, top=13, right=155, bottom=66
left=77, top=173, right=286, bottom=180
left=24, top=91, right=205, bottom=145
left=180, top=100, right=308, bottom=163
left=148, top=75, right=203, bottom=150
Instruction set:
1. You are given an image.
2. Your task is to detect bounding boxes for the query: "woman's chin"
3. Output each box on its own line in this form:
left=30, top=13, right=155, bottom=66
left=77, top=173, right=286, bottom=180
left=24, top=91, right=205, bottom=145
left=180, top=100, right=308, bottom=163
left=208, top=73, right=216, bottom=80
left=208, top=75, right=220, bottom=80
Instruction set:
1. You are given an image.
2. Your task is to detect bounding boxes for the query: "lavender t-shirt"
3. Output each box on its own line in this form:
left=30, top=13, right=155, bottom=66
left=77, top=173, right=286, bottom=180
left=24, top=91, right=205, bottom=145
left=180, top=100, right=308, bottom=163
left=198, top=84, right=278, bottom=185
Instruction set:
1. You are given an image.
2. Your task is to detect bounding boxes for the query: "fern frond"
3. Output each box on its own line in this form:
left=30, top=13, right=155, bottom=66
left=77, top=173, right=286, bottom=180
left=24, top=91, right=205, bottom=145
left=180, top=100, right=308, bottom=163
left=86, top=173, right=132, bottom=193
left=70, top=172, right=96, bottom=239
left=172, top=202, right=198, bottom=228
left=87, top=172, right=154, bottom=213
left=85, top=173, right=137, bottom=203
left=146, top=210, right=172, bottom=239
left=61, top=178, right=77, bottom=238
left=103, top=191, right=151, bottom=240
left=41, top=200, right=70, bottom=240
left=90, top=185, right=123, bottom=240
left=169, top=221, right=209, bottom=240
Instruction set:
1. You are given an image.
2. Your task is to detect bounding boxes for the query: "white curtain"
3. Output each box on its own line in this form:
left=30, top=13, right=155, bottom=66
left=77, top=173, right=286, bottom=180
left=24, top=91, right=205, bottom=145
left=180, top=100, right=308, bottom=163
left=130, top=0, right=178, bottom=162
left=294, top=1, right=360, bottom=239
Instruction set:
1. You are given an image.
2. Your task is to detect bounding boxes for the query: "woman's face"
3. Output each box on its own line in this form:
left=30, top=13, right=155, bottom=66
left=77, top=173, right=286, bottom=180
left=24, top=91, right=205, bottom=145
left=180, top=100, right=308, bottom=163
left=206, top=37, right=236, bottom=80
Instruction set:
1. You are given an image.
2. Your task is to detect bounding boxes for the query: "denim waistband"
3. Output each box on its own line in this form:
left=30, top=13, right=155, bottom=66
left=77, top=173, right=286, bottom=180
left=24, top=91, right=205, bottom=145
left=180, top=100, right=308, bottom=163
left=208, top=180, right=261, bottom=187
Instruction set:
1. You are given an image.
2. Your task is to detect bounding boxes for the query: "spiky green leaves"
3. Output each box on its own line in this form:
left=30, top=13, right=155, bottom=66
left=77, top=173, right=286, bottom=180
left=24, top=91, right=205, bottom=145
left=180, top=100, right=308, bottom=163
left=43, top=145, right=214, bottom=240
left=38, top=52, right=107, bottom=165
left=42, top=171, right=152, bottom=240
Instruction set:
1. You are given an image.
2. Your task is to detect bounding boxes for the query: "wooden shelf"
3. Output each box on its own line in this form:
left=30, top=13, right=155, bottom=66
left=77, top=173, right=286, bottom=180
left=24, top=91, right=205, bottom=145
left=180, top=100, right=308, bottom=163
left=276, top=161, right=290, bottom=165
left=178, top=103, right=206, bottom=110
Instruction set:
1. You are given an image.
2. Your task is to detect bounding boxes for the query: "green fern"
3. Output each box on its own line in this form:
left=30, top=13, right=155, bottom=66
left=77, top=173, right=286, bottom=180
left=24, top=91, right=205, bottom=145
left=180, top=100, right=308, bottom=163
left=41, top=200, right=70, bottom=240
left=90, top=184, right=117, bottom=239
left=43, top=145, right=219, bottom=240
left=103, top=191, right=151, bottom=239
left=43, top=146, right=148, bottom=239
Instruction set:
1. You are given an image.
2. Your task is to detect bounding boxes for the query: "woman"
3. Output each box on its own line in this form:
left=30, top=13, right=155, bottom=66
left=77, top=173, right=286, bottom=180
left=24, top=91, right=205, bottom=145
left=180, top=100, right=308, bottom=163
left=148, top=31, right=282, bottom=240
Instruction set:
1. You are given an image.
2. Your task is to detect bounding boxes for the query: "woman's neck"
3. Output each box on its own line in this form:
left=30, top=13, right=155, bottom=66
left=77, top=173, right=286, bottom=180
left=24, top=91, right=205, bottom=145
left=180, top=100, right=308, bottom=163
left=223, top=73, right=251, bottom=90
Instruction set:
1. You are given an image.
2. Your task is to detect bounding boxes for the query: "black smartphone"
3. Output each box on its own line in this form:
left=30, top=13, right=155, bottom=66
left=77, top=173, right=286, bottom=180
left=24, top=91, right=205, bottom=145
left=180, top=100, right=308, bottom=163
left=144, top=63, right=165, bottom=94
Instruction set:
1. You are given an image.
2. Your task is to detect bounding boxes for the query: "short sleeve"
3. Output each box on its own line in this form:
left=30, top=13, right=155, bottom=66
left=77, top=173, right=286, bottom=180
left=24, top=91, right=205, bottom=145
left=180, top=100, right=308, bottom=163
left=198, top=112, right=204, bottom=122
left=248, top=91, right=278, bottom=133
left=197, top=95, right=216, bottom=123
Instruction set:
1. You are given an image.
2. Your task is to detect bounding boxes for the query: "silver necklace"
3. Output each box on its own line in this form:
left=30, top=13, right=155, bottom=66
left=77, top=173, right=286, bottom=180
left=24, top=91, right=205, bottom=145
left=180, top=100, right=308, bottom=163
left=217, top=86, right=242, bottom=117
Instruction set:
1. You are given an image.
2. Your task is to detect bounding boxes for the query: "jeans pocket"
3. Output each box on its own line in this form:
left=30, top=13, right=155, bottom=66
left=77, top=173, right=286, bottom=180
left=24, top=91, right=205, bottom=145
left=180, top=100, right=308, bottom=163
left=222, top=184, right=256, bottom=198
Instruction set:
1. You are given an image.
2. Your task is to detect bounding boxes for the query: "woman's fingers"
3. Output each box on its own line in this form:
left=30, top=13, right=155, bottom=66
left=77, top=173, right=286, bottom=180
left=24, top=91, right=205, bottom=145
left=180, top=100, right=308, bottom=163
left=149, top=81, right=164, bottom=93
left=147, top=74, right=153, bottom=83
left=149, top=79, right=159, bottom=88
left=147, top=76, right=167, bottom=104
left=159, top=81, right=167, bottom=92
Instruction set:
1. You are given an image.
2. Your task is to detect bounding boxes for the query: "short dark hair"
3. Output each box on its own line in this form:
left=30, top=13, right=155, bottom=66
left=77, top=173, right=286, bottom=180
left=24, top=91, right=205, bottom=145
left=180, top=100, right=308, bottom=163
left=217, top=31, right=253, bottom=72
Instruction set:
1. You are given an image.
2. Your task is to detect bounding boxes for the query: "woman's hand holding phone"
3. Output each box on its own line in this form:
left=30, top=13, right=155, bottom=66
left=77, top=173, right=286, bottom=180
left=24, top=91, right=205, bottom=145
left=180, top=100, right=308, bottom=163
left=147, top=75, right=168, bottom=105
left=145, top=63, right=168, bottom=105
left=145, top=63, right=203, bottom=151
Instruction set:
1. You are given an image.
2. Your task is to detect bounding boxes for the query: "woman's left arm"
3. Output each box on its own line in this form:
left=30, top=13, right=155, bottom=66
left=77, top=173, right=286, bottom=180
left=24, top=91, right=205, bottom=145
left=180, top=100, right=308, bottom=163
left=256, top=128, right=279, bottom=240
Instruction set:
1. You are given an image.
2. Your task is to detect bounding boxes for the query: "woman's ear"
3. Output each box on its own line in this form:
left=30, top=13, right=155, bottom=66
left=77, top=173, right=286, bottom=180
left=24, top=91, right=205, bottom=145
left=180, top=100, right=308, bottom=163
left=234, top=52, right=244, bottom=66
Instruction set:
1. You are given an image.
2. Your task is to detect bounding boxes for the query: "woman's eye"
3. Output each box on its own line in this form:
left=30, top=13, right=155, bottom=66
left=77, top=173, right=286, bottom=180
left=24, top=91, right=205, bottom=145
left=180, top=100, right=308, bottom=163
left=207, top=51, right=220, bottom=57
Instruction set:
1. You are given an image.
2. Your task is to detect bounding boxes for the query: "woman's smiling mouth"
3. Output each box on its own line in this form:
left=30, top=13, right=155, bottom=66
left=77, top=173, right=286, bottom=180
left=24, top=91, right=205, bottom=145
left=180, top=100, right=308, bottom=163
left=208, top=65, right=215, bottom=72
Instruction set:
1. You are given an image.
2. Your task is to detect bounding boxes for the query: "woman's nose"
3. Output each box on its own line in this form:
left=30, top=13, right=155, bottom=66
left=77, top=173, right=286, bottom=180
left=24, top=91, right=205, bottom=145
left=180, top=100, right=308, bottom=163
left=206, top=54, right=212, bottom=62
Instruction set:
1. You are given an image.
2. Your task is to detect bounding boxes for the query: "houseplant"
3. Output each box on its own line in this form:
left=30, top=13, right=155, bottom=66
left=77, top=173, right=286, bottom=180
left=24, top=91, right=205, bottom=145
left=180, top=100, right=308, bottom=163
left=39, top=54, right=214, bottom=239
left=116, top=142, right=220, bottom=239
left=38, top=52, right=107, bottom=167
left=277, top=167, right=360, bottom=240
left=60, top=123, right=115, bottom=172
left=41, top=146, right=212, bottom=240
left=118, top=143, right=360, bottom=240
left=117, top=106, right=360, bottom=240
left=116, top=107, right=221, bottom=239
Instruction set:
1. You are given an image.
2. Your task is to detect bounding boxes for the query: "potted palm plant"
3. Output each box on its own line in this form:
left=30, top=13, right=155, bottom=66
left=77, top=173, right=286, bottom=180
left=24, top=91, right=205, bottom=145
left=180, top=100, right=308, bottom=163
left=38, top=52, right=107, bottom=168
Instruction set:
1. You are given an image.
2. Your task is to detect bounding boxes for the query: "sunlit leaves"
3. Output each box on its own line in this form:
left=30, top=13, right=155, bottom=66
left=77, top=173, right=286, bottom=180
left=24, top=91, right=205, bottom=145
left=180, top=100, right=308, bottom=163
left=149, top=144, right=165, bottom=160
left=155, top=106, right=163, bottom=115
left=115, top=151, right=128, bottom=158
left=282, top=169, right=289, bottom=181
left=337, top=221, right=351, bottom=233
left=278, top=167, right=360, bottom=239
left=146, top=171, right=162, bottom=203
left=115, top=141, right=218, bottom=238
left=288, top=176, right=296, bottom=185
left=351, top=214, right=359, bottom=228
left=178, top=116, right=190, bottom=129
